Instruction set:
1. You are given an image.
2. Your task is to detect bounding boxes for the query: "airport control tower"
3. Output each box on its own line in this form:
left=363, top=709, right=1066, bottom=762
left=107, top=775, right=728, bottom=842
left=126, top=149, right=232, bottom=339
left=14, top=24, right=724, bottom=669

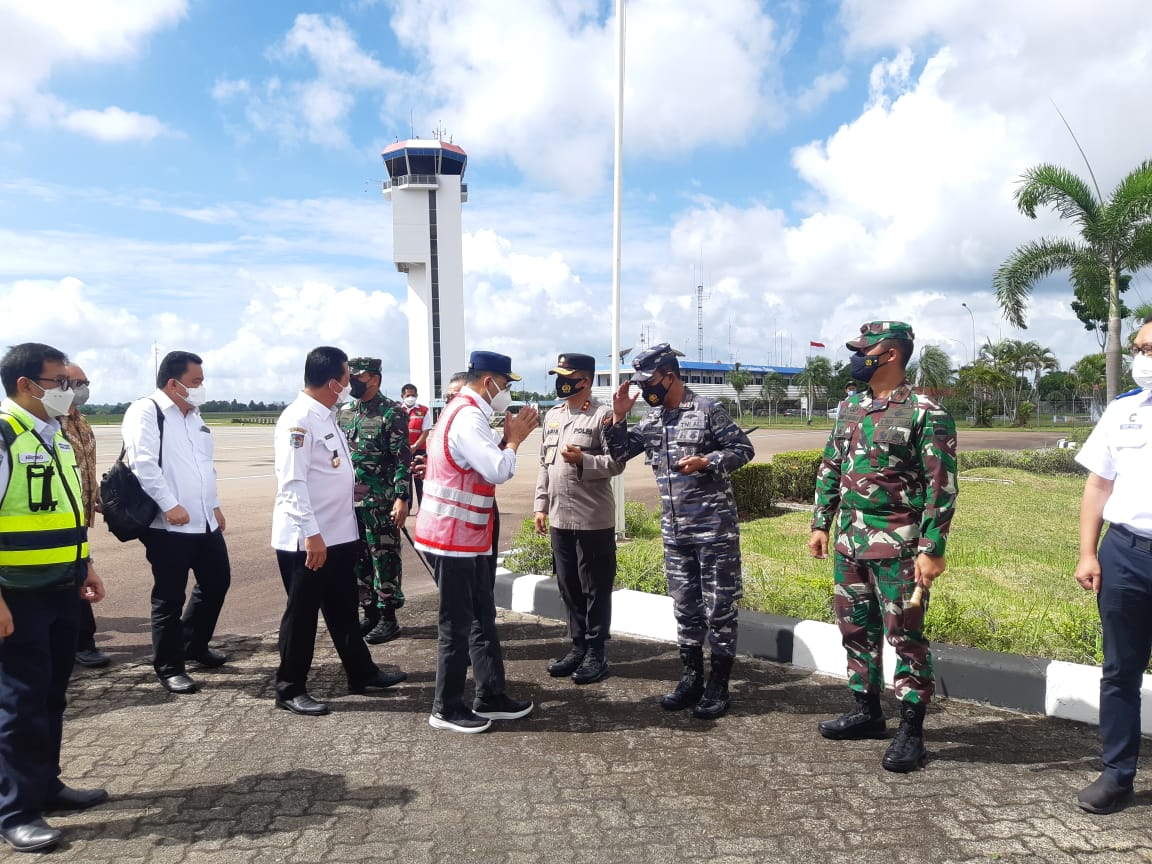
left=382, top=137, right=468, bottom=403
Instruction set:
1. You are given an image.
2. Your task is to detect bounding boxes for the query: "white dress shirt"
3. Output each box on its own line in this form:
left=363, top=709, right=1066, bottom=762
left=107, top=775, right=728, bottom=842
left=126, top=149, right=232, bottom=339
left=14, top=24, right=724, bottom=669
left=445, top=391, right=517, bottom=486
left=271, top=391, right=357, bottom=552
left=1076, top=387, right=1152, bottom=537
left=122, top=390, right=221, bottom=533
left=0, top=398, right=60, bottom=491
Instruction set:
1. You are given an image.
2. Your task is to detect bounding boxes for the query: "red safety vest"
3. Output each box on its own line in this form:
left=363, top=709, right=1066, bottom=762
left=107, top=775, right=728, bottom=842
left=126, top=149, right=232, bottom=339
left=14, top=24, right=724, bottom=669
left=406, top=404, right=429, bottom=449
left=413, top=394, right=496, bottom=554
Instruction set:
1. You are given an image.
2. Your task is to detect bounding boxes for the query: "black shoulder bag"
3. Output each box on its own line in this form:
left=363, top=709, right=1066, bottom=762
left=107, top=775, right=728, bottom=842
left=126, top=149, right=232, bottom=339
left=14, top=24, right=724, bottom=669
left=99, top=399, right=165, bottom=542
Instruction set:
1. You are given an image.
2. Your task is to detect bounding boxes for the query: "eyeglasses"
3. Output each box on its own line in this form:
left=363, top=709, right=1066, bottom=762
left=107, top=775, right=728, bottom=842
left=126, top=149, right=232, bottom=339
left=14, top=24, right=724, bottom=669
left=33, top=376, right=71, bottom=390
left=69, top=379, right=90, bottom=388
left=1132, top=344, right=1152, bottom=358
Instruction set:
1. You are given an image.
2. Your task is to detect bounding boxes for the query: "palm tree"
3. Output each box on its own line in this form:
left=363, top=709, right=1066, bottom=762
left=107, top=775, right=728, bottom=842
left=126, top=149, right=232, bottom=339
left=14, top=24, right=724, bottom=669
left=759, top=371, right=786, bottom=421
left=908, top=345, right=953, bottom=392
left=728, top=363, right=751, bottom=420
left=993, top=160, right=1152, bottom=400
left=793, top=356, right=833, bottom=416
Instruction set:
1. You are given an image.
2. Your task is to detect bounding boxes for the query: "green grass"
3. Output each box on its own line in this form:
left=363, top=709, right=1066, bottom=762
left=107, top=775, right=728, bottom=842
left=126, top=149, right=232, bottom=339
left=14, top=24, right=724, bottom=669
left=510, top=469, right=1104, bottom=664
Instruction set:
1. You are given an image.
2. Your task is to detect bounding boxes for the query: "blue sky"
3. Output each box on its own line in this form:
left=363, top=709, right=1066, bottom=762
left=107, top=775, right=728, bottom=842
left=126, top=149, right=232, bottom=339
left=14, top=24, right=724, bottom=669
left=2, top=0, right=1151, bottom=401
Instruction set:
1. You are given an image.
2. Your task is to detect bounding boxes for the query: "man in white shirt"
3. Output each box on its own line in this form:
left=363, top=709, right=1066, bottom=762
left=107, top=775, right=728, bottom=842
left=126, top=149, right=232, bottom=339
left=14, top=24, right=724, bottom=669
left=414, top=351, right=539, bottom=733
left=122, top=351, right=231, bottom=695
left=271, top=346, right=407, bottom=717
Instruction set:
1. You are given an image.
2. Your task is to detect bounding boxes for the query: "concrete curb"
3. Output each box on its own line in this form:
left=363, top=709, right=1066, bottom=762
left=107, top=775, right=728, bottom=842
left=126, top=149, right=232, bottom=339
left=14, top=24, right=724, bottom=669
left=494, top=568, right=1152, bottom=732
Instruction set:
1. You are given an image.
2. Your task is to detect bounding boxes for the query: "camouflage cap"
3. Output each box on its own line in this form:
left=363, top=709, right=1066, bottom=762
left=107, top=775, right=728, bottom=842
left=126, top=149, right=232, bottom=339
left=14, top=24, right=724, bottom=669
left=349, top=357, right=382, bottom=375
left=630, top=342, right=680, bottom=383
left=845, top=321, right=915, bottom=351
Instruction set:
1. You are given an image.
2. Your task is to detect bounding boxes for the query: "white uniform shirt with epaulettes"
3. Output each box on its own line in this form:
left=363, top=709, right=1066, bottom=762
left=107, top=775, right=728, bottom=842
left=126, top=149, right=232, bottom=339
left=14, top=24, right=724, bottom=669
left=271, top=391, right=357, bottom=551
left=1076, top=387, right=1152, bottom=537
left=533, top=397, right=623, bottom=531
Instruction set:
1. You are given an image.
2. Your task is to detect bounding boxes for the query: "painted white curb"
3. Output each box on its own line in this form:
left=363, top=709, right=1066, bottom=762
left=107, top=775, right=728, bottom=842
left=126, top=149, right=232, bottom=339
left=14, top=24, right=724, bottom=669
left=510, top=574, right=550, bottom=614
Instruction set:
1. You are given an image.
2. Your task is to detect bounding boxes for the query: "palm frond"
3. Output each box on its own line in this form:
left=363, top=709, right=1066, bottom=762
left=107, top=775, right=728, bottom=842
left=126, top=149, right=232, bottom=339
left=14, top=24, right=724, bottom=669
left=1014, top=164, right=1100, bottom=226
left=992, top=237, right=1093, bottom=328
left=1119, top=221, right=1152, bottom=271
left=1100, top=160, right=1152, bottom=237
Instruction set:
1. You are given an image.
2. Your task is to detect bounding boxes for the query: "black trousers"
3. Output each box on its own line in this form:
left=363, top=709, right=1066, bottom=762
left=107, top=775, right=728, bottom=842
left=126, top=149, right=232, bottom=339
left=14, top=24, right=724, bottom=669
left=75, top=595, right=97, bottom=652
left=275, top=542, right=378, bottom=700
left=551, top=526, right=616, bottom=647
left=142, top=527, right=232, bottom=677
left=0, top=587, right=78, bottom=830
left=430, top=552, right=506, bottom=714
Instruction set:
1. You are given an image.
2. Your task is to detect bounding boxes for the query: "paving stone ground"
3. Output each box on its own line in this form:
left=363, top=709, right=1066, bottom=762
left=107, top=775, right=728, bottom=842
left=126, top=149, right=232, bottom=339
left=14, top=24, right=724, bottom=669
left=47, top=595, right=1151, bottom=864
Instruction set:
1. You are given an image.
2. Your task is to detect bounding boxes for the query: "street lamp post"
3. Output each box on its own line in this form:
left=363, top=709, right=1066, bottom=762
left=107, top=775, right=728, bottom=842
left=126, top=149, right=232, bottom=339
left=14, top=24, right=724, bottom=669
left=961, top=302, right=976, bottom=362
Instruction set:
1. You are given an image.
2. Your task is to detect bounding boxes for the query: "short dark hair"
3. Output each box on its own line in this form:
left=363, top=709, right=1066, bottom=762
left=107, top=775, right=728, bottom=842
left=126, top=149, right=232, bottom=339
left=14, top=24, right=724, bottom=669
left=1, top=343, right=68, bottom=396
left=304, top=346, right=348, bottom=388
left=657, top=358, right=681, bottom=378
left=156, top=351, right=203, bottom=389
left=880, top=338, right=914, bottom=368
left=1144, top=314, right=1152, bottom=325
left=401, top=383, right=417, bottom=395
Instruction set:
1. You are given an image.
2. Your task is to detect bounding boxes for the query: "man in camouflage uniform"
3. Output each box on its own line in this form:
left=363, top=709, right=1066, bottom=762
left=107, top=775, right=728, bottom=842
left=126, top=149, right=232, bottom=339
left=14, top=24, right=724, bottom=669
left=808, top=321, right=957, bottom=773
left=607, top=344, right=754, bottom=719
left=339, top=358, right=411, bottom=645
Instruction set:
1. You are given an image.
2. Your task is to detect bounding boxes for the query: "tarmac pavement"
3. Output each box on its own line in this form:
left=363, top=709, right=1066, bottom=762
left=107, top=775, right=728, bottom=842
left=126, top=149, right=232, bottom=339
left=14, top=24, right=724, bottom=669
left=52, top=593, right=1152, bottom=864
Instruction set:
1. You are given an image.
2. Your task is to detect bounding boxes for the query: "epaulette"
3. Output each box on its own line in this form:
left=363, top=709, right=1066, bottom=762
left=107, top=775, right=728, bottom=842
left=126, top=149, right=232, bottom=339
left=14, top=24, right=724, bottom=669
left=1115, top=388, right=1144, bottom=400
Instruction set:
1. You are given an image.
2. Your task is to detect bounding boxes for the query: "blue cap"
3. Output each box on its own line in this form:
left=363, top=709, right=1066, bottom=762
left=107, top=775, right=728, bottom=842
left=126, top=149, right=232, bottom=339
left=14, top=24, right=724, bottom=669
left=630, top=343, right=680, bottom=383
left=468, top=350, right=521, bottom=381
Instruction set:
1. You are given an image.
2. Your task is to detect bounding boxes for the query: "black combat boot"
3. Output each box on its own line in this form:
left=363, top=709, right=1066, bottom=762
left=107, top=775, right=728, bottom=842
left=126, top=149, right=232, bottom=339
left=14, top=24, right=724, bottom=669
left=547, top=643, right=586, bottom=677
left=692, top=655, right=734, bottom=719
left=365, top=607, right=401, bottom=645
left=882, top=701, right=927, bottom=773
left=818, top=692, right=887, bottom=740
left=660, top=646, right=705, bottom=711
left=571, top=644, right=609, bottom=685
left=359, top=604, right=380, bottom=637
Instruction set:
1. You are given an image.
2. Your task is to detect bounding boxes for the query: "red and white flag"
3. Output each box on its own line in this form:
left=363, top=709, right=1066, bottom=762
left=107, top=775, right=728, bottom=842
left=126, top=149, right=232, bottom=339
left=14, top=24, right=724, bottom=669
left=809, top=341, right=825, bottom=348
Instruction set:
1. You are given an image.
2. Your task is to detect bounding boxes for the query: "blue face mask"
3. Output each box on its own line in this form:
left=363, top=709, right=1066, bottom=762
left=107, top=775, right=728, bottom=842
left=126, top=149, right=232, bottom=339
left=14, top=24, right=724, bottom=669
left=850, top=351, right=890, bottom=383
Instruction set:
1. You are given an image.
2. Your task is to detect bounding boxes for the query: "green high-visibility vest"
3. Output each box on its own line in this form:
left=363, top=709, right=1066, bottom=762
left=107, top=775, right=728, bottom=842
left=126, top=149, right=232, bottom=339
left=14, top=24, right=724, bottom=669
left=0, top=403, right=88, bottom=590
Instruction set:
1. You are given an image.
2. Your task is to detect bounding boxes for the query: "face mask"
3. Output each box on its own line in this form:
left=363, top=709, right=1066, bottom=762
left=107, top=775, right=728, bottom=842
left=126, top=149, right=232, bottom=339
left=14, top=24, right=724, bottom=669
left=640, top=378, right=668, bottom=407
left=333, top=381, right=352, bottom=404
left=850, top=351, right=889, bottom=383
left=70, top=384, right=90, bottom=408
left=179, top=384, right=207, bottom=407
left=486, top=379, right=512, bottom=413
left=35, top=383, right=75, bottom=417
left=402, top=395, right=417, bottom=407
left=1133, top=353, right=1152, bottom=390
left=349, top=379, right=369, bottom=400
left=555, top=377, right=586, bottom=399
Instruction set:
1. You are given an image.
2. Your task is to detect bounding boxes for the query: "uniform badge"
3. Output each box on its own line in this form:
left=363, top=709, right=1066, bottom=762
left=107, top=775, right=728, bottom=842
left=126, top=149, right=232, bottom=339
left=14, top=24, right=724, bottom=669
left=288, top=427, right=306, bottom=449
left=331, top=452, right=341, bottom=468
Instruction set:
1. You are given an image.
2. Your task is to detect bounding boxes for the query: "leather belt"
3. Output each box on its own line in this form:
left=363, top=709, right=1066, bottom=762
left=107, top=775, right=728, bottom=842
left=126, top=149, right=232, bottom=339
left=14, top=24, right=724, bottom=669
left=1111, top=523, right=1152, bottom=554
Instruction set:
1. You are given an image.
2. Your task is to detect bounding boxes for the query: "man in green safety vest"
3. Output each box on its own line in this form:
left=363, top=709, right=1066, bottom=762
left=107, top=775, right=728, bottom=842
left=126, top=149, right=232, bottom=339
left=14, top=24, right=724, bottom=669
left=0, top=342, right=107, bottom=853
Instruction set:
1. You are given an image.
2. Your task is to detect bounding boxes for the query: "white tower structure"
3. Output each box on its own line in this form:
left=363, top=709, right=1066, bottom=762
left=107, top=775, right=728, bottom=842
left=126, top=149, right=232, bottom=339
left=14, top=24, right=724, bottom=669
left=382, top=137, right=468, bottom=403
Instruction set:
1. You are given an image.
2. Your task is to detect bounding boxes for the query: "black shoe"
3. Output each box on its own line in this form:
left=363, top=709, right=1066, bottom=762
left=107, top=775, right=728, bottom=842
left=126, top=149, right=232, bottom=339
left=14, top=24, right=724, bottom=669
left=364, top=618, right=402, bottom=645
left=45, top=785, right=109, bottom=812
left=819, top=692, right=887, bottom=740
left=275, top=693, right=330, bottom=716
left=693, top=655, right=734, bottom=719
left=1076, top=774, right=1135, bottom=814
left=473, top=693, right=534, bottom=720
left=187, top=648, right=228, bottom=668
left=572, top=648, right=609, bottom=685
left=882, top=702, right=927, bottom=773
left=75, top=647, right=110, bottom=669
left=348, top=668, right=408, bottom=693
left=429, top=706, right=492, bottom=733
left=547, top=644, right=586, bottom=677
left=159, top=673, right=198, bottom=694
left=661, top=646, right=705, bottom=711
left=359, top=605, right=381, bottom=636
left=0, top=819, right=62, bottom=853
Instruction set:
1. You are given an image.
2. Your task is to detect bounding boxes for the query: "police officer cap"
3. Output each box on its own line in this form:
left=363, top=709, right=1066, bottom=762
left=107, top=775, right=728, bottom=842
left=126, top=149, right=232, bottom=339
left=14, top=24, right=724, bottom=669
left=468, top=350, right=521, bottom=381
left=630, top=343, right=680, bottom=383
left=846, top=321, right=915, bottom=351
left=349, top=357, right=382, bottom=375
left=549, top=353, right=596, bottom=376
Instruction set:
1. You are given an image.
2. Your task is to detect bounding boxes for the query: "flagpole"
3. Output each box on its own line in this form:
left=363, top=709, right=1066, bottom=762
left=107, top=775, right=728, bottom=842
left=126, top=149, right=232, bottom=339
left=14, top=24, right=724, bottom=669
left=611, top=0, right=626, bottom=538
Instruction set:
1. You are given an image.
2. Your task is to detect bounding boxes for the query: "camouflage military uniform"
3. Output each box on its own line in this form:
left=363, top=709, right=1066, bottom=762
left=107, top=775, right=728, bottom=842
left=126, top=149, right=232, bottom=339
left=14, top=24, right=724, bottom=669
left=812, top=331, right=957, bottom=706
left=607, top=386, right=754, bottom=657
left=339, top=390, right=412, bottom=613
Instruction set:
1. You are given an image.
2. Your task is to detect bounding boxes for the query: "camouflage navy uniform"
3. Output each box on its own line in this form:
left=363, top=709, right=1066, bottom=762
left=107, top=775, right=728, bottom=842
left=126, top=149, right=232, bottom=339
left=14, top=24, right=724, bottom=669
left=606, top=349, right=754, bottom=659
left=339, top=359, right=412, bottom=621
left=812, top=323, right=957, bottom=708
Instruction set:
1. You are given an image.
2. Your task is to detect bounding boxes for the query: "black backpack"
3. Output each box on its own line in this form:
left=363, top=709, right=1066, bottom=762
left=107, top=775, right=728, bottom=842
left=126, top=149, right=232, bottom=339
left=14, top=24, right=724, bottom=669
left=99, top=399, right=164, bottom=542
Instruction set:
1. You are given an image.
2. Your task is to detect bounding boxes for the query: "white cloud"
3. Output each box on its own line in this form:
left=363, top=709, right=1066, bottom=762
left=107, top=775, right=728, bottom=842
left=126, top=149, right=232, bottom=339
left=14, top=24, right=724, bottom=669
left=58, top=106, right=172, bottom=143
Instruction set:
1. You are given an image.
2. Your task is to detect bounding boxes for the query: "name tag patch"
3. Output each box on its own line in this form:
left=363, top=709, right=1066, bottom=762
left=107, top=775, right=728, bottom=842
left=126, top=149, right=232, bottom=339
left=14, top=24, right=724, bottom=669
left=18, top=452, right=50, bottom=464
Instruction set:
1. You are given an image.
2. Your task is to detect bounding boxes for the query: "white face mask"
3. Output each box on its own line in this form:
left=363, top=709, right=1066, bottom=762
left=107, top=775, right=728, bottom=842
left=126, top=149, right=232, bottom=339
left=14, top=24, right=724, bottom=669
left=180, top=383, right=207, bottom=408
left=1133, top=353, right=1152, bottom=390
left=402, top=395, right=417, bottom=408
left=333, top=380, right=352, bottom=404
left=70, top=384, right=90, bottom=408
left=35, top=383, right=74, bottom=417
left=486, top=379, right=512, bottom=413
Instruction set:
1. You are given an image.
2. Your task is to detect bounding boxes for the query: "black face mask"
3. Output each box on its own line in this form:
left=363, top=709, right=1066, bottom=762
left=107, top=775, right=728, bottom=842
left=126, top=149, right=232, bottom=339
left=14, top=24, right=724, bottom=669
left=349, top=379, right=369, bottom=399
left=640, top=378, right=669, bottom=406
left=555, top=377, right=587, bottom=399
left=850, top=351, right=889, bottom=383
